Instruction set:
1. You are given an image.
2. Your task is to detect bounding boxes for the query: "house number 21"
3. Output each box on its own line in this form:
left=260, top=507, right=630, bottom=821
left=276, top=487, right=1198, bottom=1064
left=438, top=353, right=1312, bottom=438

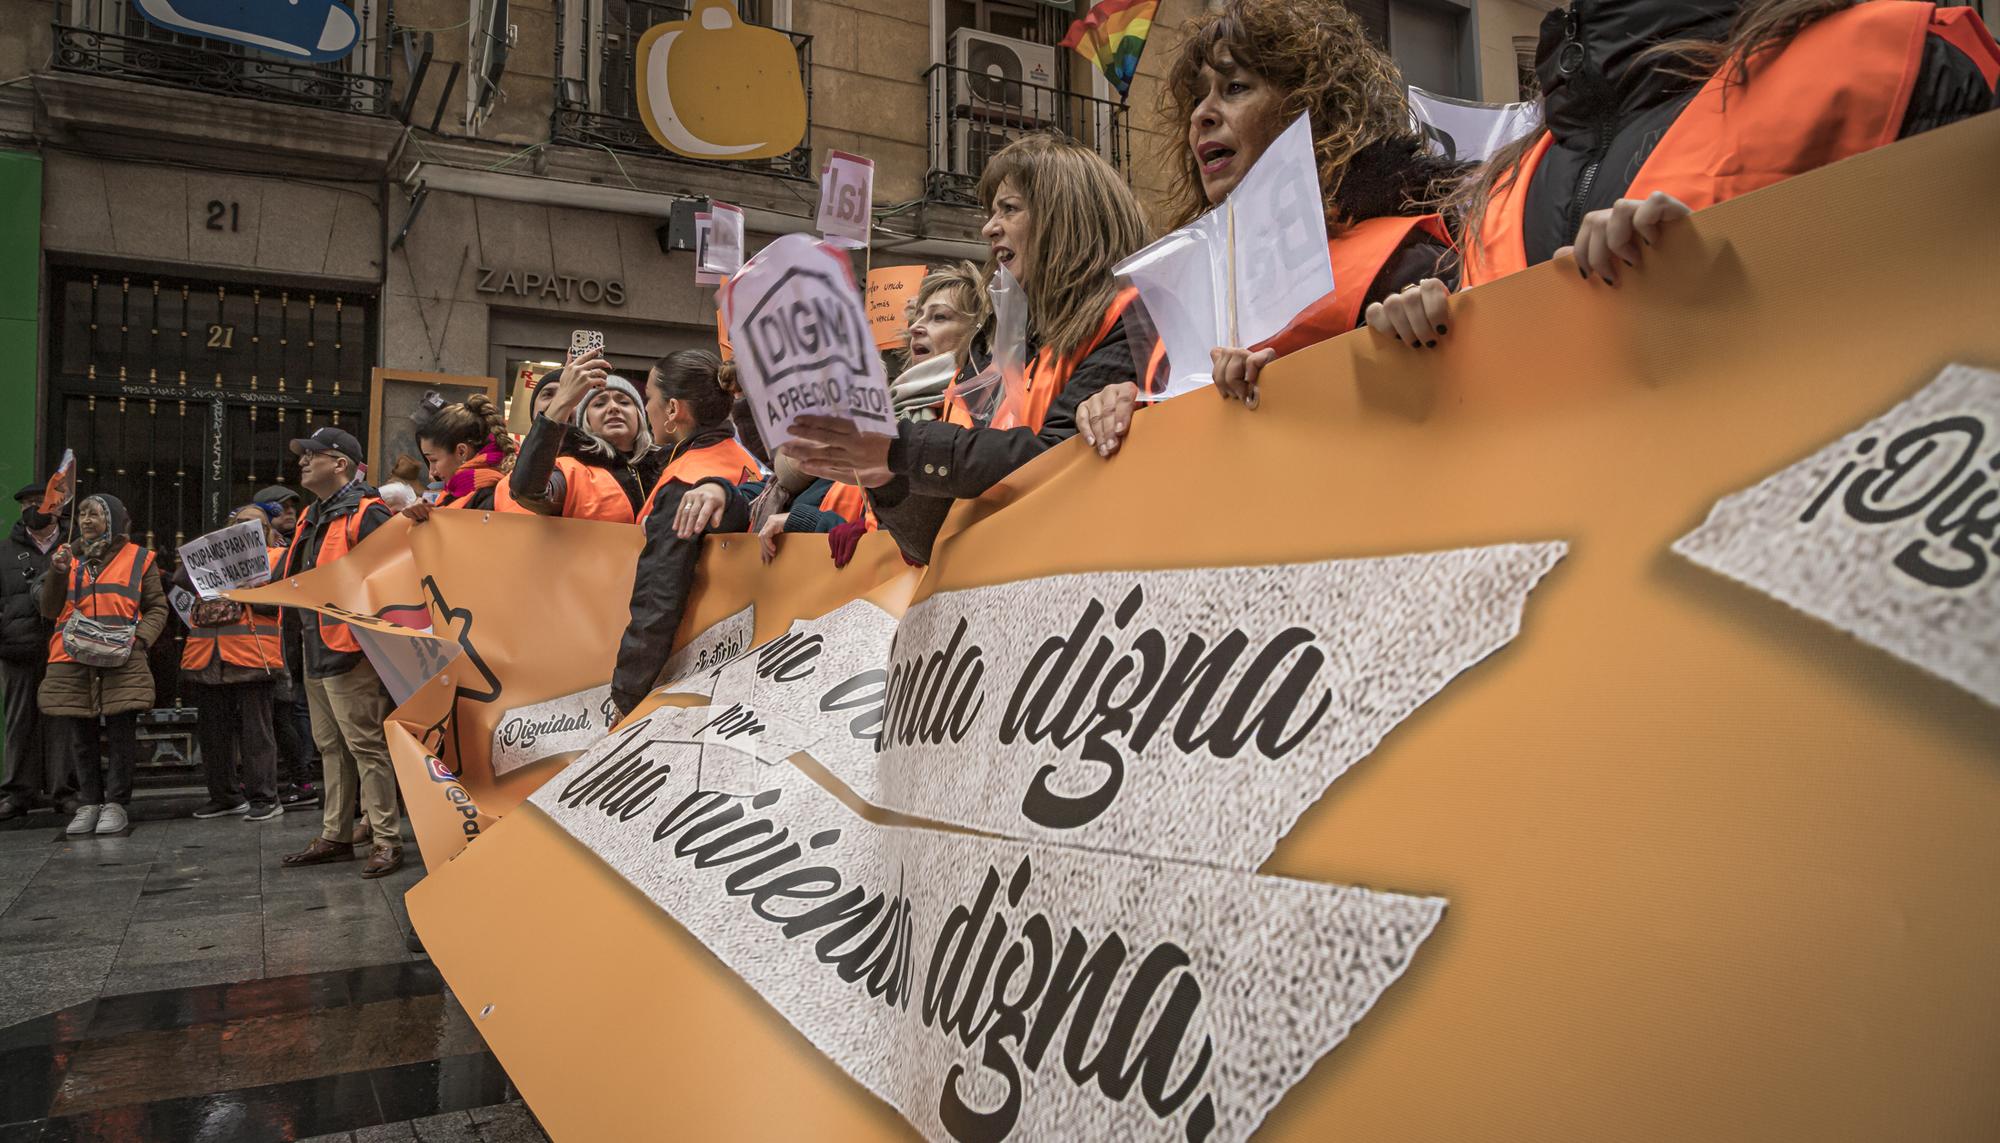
left=206, top=201, right=241, bottom=232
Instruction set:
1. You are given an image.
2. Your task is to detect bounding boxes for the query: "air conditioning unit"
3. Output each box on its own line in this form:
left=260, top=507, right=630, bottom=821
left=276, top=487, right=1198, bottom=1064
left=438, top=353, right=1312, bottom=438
left=949, top=29, right=1058, bottom=125
left=952, top=118, right=1036, bottom=179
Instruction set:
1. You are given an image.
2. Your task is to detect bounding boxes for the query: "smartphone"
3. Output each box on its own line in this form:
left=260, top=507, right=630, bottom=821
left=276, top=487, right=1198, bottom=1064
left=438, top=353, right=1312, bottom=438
left=569, top=329, right=605, bottom=362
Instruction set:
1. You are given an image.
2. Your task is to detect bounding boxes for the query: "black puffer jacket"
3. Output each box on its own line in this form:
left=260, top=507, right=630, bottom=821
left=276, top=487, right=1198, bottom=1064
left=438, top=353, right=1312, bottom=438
left=1521, top=0, right=1997, bottom=266
left=0, top=518, right=56, bottom=663
left=283, top=480, right=395, bottom=679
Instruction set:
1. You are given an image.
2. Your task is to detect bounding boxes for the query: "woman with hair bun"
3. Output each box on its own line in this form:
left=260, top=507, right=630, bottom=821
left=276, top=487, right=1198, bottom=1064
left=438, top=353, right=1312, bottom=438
left=404, top=393, right=515, bottom=517
left=609, top=350, right=762, bottom=719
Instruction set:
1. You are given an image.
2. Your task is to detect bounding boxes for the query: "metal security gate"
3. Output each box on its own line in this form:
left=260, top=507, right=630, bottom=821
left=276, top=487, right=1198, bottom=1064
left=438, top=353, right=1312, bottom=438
left=44, top=264, right=376, bottom=713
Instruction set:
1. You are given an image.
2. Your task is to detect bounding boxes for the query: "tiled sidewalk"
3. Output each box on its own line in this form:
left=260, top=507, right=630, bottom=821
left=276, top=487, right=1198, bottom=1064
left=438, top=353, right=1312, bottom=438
left=0, top=793, right=546, bottom=1141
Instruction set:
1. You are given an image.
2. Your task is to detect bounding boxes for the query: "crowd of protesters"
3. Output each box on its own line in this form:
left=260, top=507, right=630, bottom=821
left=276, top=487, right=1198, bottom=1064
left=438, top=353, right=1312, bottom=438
left=1, top=0, right=1993, bottom=881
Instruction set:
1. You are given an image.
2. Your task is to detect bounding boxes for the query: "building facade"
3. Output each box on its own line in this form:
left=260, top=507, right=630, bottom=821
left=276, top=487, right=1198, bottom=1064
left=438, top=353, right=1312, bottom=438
left=0, top=0, right=1554, bottom=560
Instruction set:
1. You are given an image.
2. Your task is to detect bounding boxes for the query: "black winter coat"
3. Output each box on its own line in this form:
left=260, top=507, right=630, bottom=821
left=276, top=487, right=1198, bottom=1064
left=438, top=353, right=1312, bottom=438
left=1521, top=0, right=1997, bottom=267
left=282, top=480, right=395, bottom=679
left=0, top=519, right=56, bottom=663
left=869, top=308, right=1149, bottom=564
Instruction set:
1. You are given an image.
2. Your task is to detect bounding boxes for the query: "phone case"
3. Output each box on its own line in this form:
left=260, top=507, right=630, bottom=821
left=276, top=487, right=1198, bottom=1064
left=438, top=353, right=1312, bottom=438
left=570, top=329, right=605, bottom=361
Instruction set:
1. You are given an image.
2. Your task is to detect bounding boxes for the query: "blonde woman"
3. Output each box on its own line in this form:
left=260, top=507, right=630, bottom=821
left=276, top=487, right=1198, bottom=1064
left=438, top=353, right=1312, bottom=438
left=781, top=134, right=1160, bottom=562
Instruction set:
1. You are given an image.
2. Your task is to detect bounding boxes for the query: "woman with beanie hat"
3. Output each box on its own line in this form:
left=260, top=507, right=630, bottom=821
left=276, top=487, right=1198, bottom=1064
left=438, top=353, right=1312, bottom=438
left=501, top=355, right=666, bottom=524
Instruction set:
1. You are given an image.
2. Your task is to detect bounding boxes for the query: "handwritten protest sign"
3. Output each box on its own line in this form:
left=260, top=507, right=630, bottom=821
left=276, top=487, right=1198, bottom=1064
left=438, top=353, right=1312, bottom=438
left=865, top=265, right=927, bottom=350
left=1409, top=86, right=1540, bottom=163
left=179, top=520, right=273, bottom=600
left=724, top=233, right=895, bottom=448
left=817, top=150, right=874, bottom=247
left=1117, top=114, right=1333, bottom=398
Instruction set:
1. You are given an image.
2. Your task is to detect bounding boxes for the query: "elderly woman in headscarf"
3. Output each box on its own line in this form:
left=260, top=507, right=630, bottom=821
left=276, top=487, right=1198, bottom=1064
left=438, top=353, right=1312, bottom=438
left=499, top=360, right=664, bottom=523
left=39, top=493, right=168, bottom=837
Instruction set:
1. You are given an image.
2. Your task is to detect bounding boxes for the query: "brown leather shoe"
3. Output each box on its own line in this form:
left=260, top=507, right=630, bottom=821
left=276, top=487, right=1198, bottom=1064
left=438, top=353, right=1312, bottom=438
left=360, top=845, right=404, bottom=879
left=282, top=837, right=355, bottom=867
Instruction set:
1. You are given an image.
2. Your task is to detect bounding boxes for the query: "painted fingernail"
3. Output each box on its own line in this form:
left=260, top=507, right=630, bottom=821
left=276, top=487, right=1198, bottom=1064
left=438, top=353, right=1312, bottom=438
left=1579, top=266, right=1589, bottom=279
left=1425, top=340, right=1437, bottom=348
left=1435, top=325, right=1448, bottom=335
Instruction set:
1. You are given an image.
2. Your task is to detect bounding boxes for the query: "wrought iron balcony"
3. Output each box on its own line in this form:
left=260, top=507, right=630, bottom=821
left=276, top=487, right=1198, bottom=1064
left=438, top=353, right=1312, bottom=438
left=552, top=0, right=814, bottom=181
left=50, top=0, right=391, bottom=116
left=924, top=62, right=1132, bottom=207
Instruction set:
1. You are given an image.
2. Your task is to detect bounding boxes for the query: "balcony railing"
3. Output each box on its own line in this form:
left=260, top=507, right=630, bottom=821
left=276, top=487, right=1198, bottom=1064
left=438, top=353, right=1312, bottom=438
left=552, top=0, right=814, bottom=180
left=50, top=0, right=391, bottom=116
left=924, top=62, right=1132, bottom=207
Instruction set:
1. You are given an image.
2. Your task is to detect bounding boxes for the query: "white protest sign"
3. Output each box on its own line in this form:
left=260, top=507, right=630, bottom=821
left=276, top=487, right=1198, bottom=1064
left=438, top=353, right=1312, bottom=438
left=817, top=149, right=874, bottom=247
left=694, top=212, right=720, bottom=286
left=1409, top=86, right=1540, bottom=162
left=178, top=520, right=274, bottom=600
left=168, top=584, right=198, bottom=628
left=1117, top=114, right=1333, bottom=398
left=706, top=201, right=744, bottom=275
left=725, top=232, right=895, bottom=449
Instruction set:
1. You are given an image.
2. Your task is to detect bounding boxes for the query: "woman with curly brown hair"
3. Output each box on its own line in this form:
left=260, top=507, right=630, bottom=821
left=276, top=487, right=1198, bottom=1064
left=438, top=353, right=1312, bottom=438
left=1374, top=0, right=1997, bottom=343
left=1075, top=0, right=1463, bottom=455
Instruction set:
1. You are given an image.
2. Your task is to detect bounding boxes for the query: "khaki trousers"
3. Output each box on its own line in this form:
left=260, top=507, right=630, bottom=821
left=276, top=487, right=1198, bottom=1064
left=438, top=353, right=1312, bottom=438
left=303, top=660, right=403, bottom=849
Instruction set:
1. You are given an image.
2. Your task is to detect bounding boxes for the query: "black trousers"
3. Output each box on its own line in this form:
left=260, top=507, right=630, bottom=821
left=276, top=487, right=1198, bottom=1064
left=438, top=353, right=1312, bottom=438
left=3, top=657, right=73, bottom=808
left=272, top=690, right=309, bottom=787
left=192, top=679, right=278, bottom=806
left=62, top=711, right=137, bottom=806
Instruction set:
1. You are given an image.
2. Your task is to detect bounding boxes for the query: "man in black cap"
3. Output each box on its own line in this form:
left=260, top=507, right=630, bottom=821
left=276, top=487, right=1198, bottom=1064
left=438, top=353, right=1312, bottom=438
left=275, top=428, right=406, bottom=878
left=1, top=482, right=73, bottom=819
left=253, top=484, right=302, bottom=545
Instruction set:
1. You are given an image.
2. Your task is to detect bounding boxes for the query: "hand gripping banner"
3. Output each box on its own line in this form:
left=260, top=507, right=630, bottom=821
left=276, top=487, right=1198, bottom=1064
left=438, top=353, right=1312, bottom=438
left=258, top=113, right=2000, bottom=1142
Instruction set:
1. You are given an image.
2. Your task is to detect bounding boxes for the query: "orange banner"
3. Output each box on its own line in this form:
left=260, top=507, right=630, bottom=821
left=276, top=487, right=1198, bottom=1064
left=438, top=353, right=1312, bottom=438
left=273, top=114, right=1997, bottom=1141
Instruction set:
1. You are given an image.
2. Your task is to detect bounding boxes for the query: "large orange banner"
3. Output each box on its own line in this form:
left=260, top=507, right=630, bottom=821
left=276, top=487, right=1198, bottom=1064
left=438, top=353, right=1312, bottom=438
left=253, top=113, right=1998, bottom=1141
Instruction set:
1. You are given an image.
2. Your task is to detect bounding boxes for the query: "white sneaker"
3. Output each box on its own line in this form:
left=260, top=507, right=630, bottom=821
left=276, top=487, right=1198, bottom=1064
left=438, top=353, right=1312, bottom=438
left=94, top=803, right=129, bottom=834
left=65, top=804, right=101, bottom=835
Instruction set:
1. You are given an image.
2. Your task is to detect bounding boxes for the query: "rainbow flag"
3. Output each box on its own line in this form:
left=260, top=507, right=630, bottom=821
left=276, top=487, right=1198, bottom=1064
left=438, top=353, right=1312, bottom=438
left=1061, top=0, right=1158, bottom=100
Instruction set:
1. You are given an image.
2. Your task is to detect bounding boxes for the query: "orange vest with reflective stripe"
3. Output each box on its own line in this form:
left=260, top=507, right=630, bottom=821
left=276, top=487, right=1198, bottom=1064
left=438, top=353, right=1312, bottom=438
left=942, top=287, right=1165, bottom=431
left=181, top=546, right=286, bottom=672
left=1465, top=3, right=1999, bottom=287
left=1254, top=216, right=1453, bottom=356
left=291, top=497, right=382, bottom=654
left=494, top=457, right=638, bottom=524
left=48, top=543, right=155, bottom=664
left=635, top=438, right=762, bottom=526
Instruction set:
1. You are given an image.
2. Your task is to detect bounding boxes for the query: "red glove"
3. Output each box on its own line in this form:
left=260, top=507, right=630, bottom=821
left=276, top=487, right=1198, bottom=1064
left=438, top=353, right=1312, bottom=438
left=827, top=519, right=867, bottom=569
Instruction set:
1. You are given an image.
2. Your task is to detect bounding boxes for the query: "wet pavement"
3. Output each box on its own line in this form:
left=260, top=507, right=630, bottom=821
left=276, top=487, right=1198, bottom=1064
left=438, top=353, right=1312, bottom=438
left=0, top=793, right=545, bottom=1141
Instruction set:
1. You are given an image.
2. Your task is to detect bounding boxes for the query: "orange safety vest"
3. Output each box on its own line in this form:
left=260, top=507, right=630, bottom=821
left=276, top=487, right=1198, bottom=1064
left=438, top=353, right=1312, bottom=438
left=942, top=286, right=1168, bottom=431
left=635, top=438, right=763, bottom=526
left=289, top=497, right=382, bottom=654
left=48, top=543, right=155, bottom=665
left=818, top=482, right=877, bottom=531
left=1254, top=216, right=1454, bottom=356
left=494, top=456, right=638, bottom=524
left=1465, top=2, right=1999, bottom=287
left=180, top=546, right=285, bottom=673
